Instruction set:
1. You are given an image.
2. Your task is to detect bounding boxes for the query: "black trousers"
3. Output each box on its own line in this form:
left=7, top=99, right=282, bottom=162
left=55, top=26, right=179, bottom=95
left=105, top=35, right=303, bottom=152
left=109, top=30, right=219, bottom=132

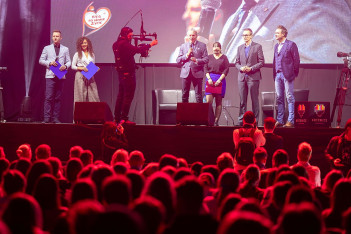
left=181, top=72, right=203, bottom=103
left=114, top=72, right=136, bottom=121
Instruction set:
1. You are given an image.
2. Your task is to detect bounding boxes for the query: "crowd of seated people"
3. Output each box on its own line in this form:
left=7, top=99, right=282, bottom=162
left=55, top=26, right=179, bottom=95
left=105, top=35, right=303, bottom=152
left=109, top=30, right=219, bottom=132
left=0, top=117, right=350, bottom=234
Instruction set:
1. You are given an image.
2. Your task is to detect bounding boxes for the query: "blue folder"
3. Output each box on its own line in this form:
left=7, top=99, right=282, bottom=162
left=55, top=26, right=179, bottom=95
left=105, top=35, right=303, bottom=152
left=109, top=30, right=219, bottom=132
left=49, top=61, right=67, bottom=79
left=81, top=62, right=99, bottom=80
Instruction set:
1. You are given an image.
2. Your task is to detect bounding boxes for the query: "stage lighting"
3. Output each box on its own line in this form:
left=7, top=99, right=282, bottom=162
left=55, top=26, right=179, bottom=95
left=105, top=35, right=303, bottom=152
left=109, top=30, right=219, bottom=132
left=18, top=96, right=32, bottom=122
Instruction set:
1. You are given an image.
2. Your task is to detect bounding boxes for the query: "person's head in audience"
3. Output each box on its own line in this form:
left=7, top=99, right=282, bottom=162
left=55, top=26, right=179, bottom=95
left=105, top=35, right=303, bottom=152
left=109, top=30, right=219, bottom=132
left=26, top=160, right=52, bottom=194
left=275, top=170, right=300, bottom=186
left=113, top=162, right=128, bottom=174
left=47, top=157, right=63, bottom=179
left=276, top=202, right=323, bottom=234
left=243, top=164, right=261, bottom=186
left=236, top=198, right=267, bottom=217
left=141, top=162, right=159, bottom=178
left=159, top=154, right=178, bottom=170
left=77, top=164, right=95, bottom=179
left=264, top=117, right=277, bottom=133
left=67, top=199, right=104, bottom=234
left=16, top=144, right=32, bottom=160
left=102, top=175, right=131, bottom=206
left=0, top=146, right=5, bottom=158
left=199, top=172, right=215, bottom=196
left=330, top=179, right=351, bottom=215
left=91, top=165, right=114, bottom=202
left=343, top=207, right=351, bottom=234
left=243, top=111, right=256, bottom=127
left=178, top=158, right=189, bottom=168
left=66, top=158, right=83, bottom=184
left=33, top=173, right=60, bottom=210
left=291, top=164, right=309, bottom=180
left=70, top=179, right=97, bottom=205
left=218, top=210, right=272, bottom=234
left=218, top=193, right=242, bottom=220
left=216, top=152, right=234, bottom=172
left=344, top=118, right=351, bottom=140
left=128, top=150, right=145, bottom=170
left=253, top=147, right=268, bottom=169
left=272, top=181, right=293, bottom=210
left=126, top=170, right=145, bottom=200
left=285, top=185, right=315, bottom=205
left=272, top=149, right=289, bottom=168
left=2, top=193, right=43, bottom=234
left=201, top=164, right=220, bottom=182
left=133, top=196, right=166, bottom=234
left=142, top=171, right=176, bottom=223
left=69, top=145, right=83, bottom=158
left=297, top=142, right=313, bottom=163
left=161, top=165, right=177, bottom=177
left=2, top=170, right=26, bottom=196
left=173, top=167, right=192, bottom=181
left=190, top=161, right=203, bottom=176
left=110, top=149, right=129, bottom=166
left=35, top=144, right=51, bottom=160
left=322, top=169, right=343, bottom=192
left=80, top=150, right=94, bottom=167
left=217, top=169, right=240, bottom=205
left=175, top=176, right=203, bottom=215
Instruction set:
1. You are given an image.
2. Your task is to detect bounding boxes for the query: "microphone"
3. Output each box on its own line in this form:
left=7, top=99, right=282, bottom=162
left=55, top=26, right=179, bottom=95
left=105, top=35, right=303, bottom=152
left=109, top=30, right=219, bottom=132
left=198, top=0, right=222, bottom=39
left=337, top=52, right=351, bottom=57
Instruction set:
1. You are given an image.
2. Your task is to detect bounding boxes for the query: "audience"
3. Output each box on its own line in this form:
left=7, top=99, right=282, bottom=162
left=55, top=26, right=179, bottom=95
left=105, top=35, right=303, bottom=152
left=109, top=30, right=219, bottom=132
left=0, top=118, right=350, bottom=233
left=263, top=117, right=284, bottom=168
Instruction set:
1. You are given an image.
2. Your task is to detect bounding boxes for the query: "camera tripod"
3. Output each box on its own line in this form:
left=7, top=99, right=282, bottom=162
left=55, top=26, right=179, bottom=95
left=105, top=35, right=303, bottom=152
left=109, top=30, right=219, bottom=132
left=331, top=66, right=350, bottom=127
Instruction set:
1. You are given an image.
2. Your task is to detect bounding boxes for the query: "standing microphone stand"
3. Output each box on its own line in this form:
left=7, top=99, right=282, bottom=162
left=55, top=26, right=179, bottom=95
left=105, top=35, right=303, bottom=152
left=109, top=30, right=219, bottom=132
left=0, top=67, right=7, bottom=123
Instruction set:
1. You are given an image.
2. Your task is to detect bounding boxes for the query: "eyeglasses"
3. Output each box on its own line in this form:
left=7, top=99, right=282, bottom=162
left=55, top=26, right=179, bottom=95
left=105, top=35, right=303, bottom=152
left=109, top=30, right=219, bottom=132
left=242, top=34, right=252, bottom=37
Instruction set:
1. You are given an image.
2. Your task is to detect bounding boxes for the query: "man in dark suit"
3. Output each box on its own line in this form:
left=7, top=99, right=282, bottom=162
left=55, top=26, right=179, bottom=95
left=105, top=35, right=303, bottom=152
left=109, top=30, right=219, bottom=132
left=263, top=117, right=283, bottom=168
left=234, top=28, right=264, bottom=125
left=176, top=29, right=209, bottom=103
left=273, top=25, right=300, bottom=127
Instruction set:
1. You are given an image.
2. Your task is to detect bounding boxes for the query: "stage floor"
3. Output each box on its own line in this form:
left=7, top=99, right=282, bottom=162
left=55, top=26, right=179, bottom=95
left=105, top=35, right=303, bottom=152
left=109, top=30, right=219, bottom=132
left=0, top=122, right=343, bottom=178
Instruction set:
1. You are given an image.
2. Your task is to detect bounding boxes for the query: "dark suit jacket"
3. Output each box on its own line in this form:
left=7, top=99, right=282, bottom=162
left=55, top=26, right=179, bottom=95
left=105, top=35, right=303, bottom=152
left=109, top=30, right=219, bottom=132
left=263, top=132, right=284, bottom=168
left=234, top=42, right=264, bottom=81
left=176, top=41, right=209, bottom=78
left=273, top=39, right=300, bottom=82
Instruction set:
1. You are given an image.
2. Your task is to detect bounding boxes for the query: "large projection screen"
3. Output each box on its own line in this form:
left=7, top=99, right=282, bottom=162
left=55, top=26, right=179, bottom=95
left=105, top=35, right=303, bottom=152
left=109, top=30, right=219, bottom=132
left=51, top=0, right=351, bottom=64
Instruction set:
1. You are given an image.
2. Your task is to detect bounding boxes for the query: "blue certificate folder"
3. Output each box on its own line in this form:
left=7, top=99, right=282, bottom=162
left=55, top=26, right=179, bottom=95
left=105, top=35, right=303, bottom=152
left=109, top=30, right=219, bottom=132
left=81, top=62, right=99, bottom=80
left=49, top=61, right=67, bottom=79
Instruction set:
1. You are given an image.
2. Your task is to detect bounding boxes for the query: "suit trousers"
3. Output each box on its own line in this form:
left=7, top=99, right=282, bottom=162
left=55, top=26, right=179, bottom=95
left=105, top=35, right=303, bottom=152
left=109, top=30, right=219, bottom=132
left=181, top=72, right=203, bottom=103
left=44, top=77, right=64, bottom=121
left=238, top=76, right=260, bottom=124
left=114, top=72, right=136, bottom=121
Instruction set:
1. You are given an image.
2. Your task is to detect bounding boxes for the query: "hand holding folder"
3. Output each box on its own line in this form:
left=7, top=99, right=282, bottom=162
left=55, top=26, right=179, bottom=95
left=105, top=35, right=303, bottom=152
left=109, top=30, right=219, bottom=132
left=205, top=81, right=222, bottom=94
left=81, top=62, right=100, bottom=80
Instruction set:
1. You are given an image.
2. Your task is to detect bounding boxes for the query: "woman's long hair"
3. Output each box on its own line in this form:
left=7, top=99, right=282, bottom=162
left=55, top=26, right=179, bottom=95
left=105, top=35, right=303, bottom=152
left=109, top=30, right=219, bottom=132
left=76, top=36, right=94, bottom=59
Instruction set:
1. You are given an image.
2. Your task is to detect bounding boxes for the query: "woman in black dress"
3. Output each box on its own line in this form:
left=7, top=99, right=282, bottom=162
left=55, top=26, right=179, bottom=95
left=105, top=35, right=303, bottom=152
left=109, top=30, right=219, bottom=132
left=204, top=42, right=230, bottom=126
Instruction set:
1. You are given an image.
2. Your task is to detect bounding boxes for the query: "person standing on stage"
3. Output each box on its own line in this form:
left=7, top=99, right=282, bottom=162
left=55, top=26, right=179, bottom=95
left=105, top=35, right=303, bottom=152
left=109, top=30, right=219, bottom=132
left=39, top=30, right=71, bottom=123
left=112, top=27, right=158, bottom=125
left=273, top=25, right=300, bottom=127
left=204, top=42, right=229, bottom=126
left=72, top=37, right=100, bottom=103
left=234, top=28, right=264, bottom=126
left=176, top=28, right=209, bottom=103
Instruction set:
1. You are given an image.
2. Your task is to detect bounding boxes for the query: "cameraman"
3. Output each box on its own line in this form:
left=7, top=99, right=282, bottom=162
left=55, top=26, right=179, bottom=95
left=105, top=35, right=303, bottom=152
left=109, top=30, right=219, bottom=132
left=112, top=27, right=158, bottom=125
left=325, top=118, right=351, bottom=176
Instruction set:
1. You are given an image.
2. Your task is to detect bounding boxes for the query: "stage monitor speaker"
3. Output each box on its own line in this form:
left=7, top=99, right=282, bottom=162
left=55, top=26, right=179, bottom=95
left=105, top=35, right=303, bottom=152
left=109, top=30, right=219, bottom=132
left=176, top=103, right=213, bottom=125
left=295, top=101, right=330, bottom=127
left=74, top=102, right=113, bottom=124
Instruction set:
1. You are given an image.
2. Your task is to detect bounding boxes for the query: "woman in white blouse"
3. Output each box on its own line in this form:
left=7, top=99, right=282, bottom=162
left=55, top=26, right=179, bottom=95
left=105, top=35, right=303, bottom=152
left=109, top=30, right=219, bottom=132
left=72, top=37, right=100, bottom=103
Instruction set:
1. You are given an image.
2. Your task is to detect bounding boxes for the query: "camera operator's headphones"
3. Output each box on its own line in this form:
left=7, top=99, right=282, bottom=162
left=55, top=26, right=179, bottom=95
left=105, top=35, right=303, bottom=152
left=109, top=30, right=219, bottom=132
left=119, top=27, right=133, bottom=38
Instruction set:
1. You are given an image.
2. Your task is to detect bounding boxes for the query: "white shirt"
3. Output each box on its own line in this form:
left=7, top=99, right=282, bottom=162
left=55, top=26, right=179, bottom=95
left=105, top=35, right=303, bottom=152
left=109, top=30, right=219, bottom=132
left=277, top=38, right=286, bottom=53
left=71, top=52, right=95, bottom=70
left=294, top=161, right=321, bottom=188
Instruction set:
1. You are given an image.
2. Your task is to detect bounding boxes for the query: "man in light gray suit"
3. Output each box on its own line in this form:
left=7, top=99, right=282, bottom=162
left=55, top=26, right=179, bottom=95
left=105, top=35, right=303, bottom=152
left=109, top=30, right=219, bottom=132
left=176, top=29, right=209, bottom=103
left=235, top=28, right=264, bottom=125
left=39, top=30, right=71, bottom=123
left=219, top=0, right=351, bottom=64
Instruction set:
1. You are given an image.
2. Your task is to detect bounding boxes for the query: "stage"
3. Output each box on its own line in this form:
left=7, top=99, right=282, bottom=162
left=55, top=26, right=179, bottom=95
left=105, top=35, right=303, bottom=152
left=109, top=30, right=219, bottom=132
left=0, top=122, right=343, bottom=177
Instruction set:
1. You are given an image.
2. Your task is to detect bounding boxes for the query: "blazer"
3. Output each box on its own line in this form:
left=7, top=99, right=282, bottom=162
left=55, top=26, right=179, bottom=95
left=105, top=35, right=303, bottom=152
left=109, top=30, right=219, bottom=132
left=273, top=39, right=300, bottom=82
left=176, top=41, right=209, bottom=78
left=39, top=44, right=71, bottom=78
left=234, top=41, right=264, bottom=81
left=219, top=0, right=351, bottom=63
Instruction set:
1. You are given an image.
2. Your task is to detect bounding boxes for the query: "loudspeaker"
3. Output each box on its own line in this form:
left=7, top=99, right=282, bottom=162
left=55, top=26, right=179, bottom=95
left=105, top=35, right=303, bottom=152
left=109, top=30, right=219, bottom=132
left=295, top=101, right=330, bottom=127
left=74, top=102, right=113, bottom=124
left=176, top=103, right=213, bottom=125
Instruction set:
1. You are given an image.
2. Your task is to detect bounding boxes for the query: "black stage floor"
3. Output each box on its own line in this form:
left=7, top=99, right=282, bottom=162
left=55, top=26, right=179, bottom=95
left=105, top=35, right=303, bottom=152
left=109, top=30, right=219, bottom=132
left=0, top=123, right=343, bottom=178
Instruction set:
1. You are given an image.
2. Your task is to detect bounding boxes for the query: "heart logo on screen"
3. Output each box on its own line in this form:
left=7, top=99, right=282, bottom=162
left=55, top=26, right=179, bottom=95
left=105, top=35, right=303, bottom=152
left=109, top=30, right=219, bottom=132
left=82, top=2, right=112, bottom=37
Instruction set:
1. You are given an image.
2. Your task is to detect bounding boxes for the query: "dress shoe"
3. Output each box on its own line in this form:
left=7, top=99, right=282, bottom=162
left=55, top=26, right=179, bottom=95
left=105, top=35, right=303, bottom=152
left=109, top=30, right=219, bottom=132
left=42, top=119, right=50, bottom=123
left=52, top=119, right=61, bottom=124
left=283, top=121, right=294, bottom=127
left=120, top=120, right=136, bottom=125
left=275, top=121, right=283, bottom=127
